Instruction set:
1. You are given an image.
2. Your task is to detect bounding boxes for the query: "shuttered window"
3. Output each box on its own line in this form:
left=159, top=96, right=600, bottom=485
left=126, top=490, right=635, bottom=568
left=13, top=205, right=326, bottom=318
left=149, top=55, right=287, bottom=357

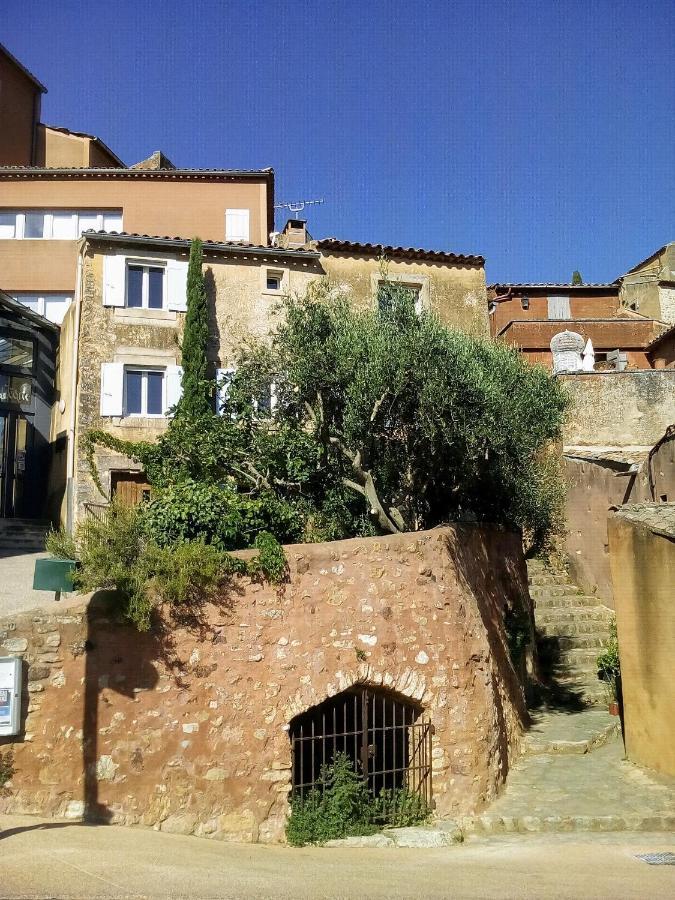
left=547, top=295, right=571, bottom=319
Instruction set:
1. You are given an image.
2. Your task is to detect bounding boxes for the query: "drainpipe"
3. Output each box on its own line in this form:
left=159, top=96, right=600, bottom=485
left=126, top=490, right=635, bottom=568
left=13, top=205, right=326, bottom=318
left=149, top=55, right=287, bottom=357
left=65, top=245, right=84, bottom=532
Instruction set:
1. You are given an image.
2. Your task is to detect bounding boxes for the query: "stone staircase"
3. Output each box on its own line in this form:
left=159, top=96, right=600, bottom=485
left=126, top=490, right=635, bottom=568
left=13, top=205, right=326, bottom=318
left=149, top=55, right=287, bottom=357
left=0, top=518, right=50, bottom=552
left=527, top=558, right=614, bottom=706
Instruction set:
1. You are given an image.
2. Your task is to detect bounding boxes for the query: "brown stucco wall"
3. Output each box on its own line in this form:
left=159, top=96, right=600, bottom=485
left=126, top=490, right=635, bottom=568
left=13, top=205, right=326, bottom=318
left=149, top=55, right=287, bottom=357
left=0, top=526, right=529, bottom=840
left=608, top=515, right=675, bottom=776
left=35, top=126, right=89, bottom=167
left=498, top=319, right=658, bottom=371
left=490, top=291, right=620, bottom=338
left=0, top=52, right=40, bottom=166
left=560, top=372, right=675, bottom=447
left=0, top=177, right=270, bottom=294
left=320, top=252, right=489, bottom=337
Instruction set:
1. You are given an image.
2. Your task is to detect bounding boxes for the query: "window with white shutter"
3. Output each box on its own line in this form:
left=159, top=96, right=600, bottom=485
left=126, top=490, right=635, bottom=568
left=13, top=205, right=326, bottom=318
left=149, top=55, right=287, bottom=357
left=103, top=254, right=127, bottom=307
left=100, top=363, right=124, bottom=416
left=165, top=365, right=183, bottom=414
left=225, top=208, right=250, bottom=242
left=166, top=259, right=188, bottom=311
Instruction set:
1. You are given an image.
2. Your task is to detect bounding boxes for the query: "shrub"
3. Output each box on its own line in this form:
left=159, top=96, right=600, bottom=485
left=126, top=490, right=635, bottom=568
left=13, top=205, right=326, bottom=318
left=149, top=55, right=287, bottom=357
left=285, top=753, right=429, bottom=846
left=0, top=750, right=15, bottom=793
left=597, top=619, right=620, bottom=699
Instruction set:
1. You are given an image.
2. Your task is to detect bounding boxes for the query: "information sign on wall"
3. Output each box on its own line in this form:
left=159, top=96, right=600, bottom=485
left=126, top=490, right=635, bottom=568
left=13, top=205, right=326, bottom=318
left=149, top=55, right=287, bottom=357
left=0, top=657, right=21, bottom=737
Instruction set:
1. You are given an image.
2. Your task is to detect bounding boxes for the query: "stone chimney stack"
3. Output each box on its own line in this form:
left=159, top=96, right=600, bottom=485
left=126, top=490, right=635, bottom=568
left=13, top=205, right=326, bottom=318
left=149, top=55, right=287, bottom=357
left=279, top=218, right=308, bottom=249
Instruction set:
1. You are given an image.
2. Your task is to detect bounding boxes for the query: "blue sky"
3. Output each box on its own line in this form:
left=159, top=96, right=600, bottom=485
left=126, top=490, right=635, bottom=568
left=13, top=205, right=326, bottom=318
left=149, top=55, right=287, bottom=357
left=4, top=0, right=674, bottom=283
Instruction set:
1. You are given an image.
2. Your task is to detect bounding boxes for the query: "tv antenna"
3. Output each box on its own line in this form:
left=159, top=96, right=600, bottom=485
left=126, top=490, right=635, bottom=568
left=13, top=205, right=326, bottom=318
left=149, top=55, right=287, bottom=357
left=274, top=198, right=325, bottom=218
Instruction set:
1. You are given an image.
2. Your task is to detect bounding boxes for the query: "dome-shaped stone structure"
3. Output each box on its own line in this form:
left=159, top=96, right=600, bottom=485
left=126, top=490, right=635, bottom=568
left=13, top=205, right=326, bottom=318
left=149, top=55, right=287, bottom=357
left=550, top=330, right=584, bottom=374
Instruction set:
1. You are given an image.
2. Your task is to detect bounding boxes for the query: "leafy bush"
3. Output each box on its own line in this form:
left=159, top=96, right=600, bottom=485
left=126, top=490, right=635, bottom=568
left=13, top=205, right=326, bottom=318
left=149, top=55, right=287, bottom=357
left=597, top=619, right=620, bottom=699
left=286, top=753, right=376, bottom=846
left=285, top=753, right=429, bottom=846
left=49, top=500, right=286, bottom=631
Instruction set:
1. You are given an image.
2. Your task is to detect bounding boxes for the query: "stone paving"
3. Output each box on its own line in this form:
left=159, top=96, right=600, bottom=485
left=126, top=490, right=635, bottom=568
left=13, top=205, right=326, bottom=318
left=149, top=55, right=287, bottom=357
left=0, top=549, right=55, bottom=616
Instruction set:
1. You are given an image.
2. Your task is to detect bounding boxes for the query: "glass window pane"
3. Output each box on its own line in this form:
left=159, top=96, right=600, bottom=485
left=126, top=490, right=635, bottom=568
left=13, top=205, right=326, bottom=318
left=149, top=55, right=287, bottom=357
left=78, top=213, right=100, bottom=235
left=51, top=212, right=77, bottom=239
left=148, top=268, right=164, bottom=309
left=125, top=371, right=143, bottom=414
left=14, top=295, right=41, bottom=314
left=24, top=213, right=45, bottom=238
left=0, top=214, right=16, bottom=239
left=127, top=265, right=143, bottom=308
left=0, top=337, right=33, bottom=368
left=43, top=296, right=72, bottom=325
left=146, top=372, right=163, bottom=414
left=102, top=212, right=123, bottom=232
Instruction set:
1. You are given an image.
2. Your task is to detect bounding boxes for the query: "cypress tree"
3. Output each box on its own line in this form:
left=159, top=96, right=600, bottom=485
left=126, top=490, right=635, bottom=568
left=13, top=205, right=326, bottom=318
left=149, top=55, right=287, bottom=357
left=178, top=238, right=211, bottom=417
left=572, top=270, right=583, bottom=285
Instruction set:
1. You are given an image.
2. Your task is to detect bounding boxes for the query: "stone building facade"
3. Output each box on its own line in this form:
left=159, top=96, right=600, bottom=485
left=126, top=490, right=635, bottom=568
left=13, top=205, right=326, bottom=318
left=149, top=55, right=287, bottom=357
left=0, top=525, right=529, bottom=842
left=51, top=229, right=489, bottom=526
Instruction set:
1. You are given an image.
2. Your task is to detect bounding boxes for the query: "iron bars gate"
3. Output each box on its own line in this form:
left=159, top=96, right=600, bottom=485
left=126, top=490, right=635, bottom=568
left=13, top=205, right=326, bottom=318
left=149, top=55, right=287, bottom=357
left=290, top=686, right=434, bottom=822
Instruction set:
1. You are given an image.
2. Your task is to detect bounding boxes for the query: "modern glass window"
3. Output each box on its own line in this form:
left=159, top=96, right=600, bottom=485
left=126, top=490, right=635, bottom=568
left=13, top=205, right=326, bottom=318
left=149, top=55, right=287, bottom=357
left=0, top=209, right=123, bottom=239
left=24, top=213, right=46, bottom=239
left=126, top=263, right=165, bottom=309
left=0, top=336, right=34, bottom=369
left=0, top=374, right=32, bottom=404
left=11, top=293, right=72, bottom=325
left=124, top=369, right=164, bottom=416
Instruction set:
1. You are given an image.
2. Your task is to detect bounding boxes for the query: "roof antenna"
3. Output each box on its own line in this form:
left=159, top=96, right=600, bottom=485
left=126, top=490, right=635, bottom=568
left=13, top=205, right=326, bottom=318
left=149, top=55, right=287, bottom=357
left=274, top=198, right=325, bottom=219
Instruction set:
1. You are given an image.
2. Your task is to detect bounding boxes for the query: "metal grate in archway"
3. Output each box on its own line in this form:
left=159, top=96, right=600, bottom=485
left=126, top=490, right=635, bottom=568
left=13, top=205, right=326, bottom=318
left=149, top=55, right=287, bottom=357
left=290, top=686, right=434, bottom=819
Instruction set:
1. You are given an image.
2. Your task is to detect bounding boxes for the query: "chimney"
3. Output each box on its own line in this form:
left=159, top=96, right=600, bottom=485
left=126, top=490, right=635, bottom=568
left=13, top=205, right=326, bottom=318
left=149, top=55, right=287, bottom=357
left=279, top=218, right=308, bottom=249
left=130, top=150, right=176, bottom=171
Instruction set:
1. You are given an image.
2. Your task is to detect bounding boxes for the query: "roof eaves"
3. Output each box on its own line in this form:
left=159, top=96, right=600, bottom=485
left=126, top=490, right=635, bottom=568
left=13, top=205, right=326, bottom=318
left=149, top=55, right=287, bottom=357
left=0, top=166, right=274, bottom=179
left=488, top=283, right=618, bottom=291
left=646, top=322, right=675, bottom=351
left=0, top=42, right=47, bottom=93
left=81, top=230, right=321, bottom=260
left=317, top=238, right=484, bottom=266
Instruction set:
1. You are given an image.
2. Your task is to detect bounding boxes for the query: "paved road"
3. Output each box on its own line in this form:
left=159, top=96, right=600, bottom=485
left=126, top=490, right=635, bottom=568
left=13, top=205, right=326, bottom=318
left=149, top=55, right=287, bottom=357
left=0, top=550, right=52, bottom=616
left=0, top=816, right=673, bottom=898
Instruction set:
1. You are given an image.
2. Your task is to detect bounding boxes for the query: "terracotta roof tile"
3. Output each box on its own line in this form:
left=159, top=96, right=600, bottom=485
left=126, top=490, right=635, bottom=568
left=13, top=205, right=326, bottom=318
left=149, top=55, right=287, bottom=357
left=317, top=238, right=483, bottom=266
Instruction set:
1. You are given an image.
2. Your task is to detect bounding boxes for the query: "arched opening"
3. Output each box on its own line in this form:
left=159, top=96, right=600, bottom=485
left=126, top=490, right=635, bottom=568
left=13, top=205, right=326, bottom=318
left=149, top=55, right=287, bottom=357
left=289, top=685, right=433, bottom=820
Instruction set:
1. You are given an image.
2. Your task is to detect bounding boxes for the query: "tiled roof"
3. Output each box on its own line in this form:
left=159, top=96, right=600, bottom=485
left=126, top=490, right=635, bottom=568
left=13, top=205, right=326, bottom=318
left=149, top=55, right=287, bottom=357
left=646, top=321, right=675, bottom=350
left=316, top=238, right=483, bottom=266
left=489, top=283, right=618, bottom=291
left=81, top=230, right=320, bottom=259
left=616, top=503, right=675, bottom=539
left=0, top=166, right=273, bottom=179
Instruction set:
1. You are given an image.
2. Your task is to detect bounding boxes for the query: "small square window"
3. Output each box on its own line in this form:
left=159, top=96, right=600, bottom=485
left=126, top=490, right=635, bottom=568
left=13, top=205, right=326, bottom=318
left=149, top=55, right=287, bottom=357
left=266, top=273, right=282, bottom=291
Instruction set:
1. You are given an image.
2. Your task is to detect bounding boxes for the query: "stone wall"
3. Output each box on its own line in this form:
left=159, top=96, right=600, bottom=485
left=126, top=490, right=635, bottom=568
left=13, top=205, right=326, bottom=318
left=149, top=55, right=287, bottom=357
left=608, top=508, right=675, bottom=777
left=0, top=525, right=528, bottom=842
left=560, top=371, right=675, bottom=447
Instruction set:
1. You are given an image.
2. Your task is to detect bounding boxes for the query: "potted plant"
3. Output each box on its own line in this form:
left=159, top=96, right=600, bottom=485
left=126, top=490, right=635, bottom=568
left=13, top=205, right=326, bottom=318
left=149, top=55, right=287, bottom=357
left=597, top=620, right=621, bottom=715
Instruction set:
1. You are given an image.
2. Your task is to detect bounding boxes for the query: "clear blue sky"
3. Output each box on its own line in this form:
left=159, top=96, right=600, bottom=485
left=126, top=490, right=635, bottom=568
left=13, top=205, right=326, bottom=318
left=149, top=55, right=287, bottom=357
left=4, top=0, right=674, bottom=283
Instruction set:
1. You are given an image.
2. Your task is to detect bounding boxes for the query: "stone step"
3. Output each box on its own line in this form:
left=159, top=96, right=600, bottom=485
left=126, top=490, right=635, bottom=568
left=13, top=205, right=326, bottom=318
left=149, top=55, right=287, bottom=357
left=528, top=573, right=573, bottom=587
left=534, top=606, right=614, bottom=625
left=458, top=812, right=675, bottom=837
left=521, top=709, right=619, bottom=756
left=534, top=595, right=606, bottom=610
left=559, top=647, right=604, bottom=666
left=529, top=584, right=582, bottom=599
left=538, top=629, right=609, bottom=648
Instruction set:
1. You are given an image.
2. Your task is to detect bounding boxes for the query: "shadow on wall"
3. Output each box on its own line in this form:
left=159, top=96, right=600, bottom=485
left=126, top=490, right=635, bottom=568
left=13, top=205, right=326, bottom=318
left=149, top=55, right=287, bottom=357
left=81, top=580, right=245, bottom=823
left=441, top=526, right=531, bottom=777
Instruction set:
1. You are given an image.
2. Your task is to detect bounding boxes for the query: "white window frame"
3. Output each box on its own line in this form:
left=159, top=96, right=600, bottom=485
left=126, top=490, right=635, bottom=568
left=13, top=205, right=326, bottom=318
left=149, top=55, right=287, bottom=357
left=11, top=293, right=73, bottom=325
left=123, top=367, right=166, bottom=418
left=376, top=279, right=423, bottom=315
left=125, top=260, right=167, bottom=310
left=263, top=268, right=286, bottom=295
left=0, top=209, right=123, bottom=239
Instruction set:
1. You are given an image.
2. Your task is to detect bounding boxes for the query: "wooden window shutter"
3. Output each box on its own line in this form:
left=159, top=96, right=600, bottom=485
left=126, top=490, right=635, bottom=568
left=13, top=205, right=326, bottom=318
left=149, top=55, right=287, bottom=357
left=216, top=367, right=236, bottom=415
left=225, top=209, right=250, bottom=242
left=99, top=363, right=124, bottom=416
left=165, top=365, right=183, bottom=414
left=166, top=260, right=188, bottom=312
left=103, top=254, right=126, bottom=307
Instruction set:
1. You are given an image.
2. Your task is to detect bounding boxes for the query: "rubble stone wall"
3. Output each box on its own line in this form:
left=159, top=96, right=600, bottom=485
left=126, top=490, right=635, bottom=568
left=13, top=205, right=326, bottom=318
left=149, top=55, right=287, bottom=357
left=0, top=525, right=529, bottom=842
